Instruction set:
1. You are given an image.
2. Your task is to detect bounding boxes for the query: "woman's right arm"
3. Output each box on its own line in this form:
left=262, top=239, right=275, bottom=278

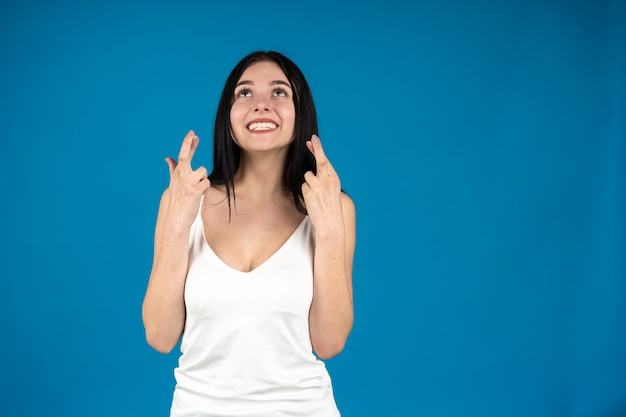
left=142, top=130, right=210, bottom=354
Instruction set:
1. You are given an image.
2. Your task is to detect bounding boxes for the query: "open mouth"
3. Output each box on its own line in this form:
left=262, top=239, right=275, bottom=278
left=247, top=121, right=278, bottom=131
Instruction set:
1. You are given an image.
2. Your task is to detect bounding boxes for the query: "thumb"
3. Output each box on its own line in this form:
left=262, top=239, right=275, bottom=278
left=164, top=157, right=177, bottom=176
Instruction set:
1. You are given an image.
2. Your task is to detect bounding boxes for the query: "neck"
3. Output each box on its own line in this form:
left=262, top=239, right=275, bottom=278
left=234, top=151, right=288, bottom=200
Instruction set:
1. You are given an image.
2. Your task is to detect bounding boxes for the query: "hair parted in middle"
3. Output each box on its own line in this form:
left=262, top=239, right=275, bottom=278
left=208, top=50, right=318, bottom=216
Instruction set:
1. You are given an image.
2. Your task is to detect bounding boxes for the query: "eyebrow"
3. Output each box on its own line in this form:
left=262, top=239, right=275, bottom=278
left=235, top=80, right=292, bottom=89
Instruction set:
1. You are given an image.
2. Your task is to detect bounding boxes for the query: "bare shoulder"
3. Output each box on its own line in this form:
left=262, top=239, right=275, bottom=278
left=201, top=185, right=230, bottom=225
left=203, top=185, right=229, bottom=206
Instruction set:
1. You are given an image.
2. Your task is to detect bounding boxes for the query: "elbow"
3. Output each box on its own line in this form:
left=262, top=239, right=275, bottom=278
left=150, top=341, right=176, bottom=355
left=144, top=329, right=179, bottom=354
left=313, top=339, right=347, bottom=360
left=311, top=318, right=354, bottom=360
left=142, top=306, right=182, bottom=354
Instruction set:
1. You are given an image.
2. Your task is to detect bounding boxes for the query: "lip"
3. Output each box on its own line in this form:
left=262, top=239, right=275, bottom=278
left=246, top=118, right=279, bottom=132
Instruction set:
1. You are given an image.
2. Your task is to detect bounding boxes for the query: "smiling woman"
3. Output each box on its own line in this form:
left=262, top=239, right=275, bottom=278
left=229, top=61, right=296, bottom=154
left=141, top=51, right=356, bottom=417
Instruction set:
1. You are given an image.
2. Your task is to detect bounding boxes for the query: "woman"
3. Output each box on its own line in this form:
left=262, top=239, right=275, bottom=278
left=142, top=51, right=356, bottom=416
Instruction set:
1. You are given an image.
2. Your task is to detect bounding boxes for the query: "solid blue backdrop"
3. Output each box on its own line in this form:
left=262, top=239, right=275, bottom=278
left=1, top=0, right=624, bottom=416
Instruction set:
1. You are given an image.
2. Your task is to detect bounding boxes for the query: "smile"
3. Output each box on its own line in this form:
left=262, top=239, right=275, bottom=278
left=247, top=122, right=277, bottom=131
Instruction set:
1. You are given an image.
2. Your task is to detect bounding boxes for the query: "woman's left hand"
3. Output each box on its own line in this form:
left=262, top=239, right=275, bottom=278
left=302, top=135, right=345, bottom=236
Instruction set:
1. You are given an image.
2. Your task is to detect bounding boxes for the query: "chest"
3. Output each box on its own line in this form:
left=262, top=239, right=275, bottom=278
left=202, top=206, right=307, bottom=273
left=185, top=214, right=315, bottom=318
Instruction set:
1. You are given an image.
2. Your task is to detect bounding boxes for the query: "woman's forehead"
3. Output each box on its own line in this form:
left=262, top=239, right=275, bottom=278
left=238, top=61, right=288, bottom=83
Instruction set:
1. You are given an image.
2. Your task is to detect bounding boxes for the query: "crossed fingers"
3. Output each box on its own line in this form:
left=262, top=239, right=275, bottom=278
left=178, top=130, right=200, bottom=166
left=165, top=130, right=210, bottom=190
left=306, top=134, right=337, bottom=178
left=303, top=135, right=340, bottom=192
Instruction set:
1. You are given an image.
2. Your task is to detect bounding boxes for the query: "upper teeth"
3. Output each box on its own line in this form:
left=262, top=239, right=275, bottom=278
left=248, top=122, right=277, bottom=131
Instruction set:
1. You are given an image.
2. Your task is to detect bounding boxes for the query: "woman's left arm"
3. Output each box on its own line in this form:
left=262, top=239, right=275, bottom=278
left=303, top=135, right=356, bottom=360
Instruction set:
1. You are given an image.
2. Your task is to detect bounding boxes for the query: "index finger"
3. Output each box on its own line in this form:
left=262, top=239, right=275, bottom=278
left=178, top=130, right=199, bottom=164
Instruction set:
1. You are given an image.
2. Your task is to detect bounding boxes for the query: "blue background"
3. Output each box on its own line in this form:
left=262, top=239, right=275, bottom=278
left=1, top=0, right=624, bottom=416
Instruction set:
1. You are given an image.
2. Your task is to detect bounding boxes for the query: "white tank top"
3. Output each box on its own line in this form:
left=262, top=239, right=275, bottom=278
left=170, top=207, right=340, bottom=417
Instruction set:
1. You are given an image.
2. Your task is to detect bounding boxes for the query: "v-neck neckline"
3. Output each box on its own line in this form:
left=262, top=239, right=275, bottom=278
left=200, top=216, right=309, bottom=275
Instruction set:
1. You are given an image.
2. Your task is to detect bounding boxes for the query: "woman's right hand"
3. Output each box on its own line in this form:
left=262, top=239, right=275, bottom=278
left=163, top=130, right=211, bottom=230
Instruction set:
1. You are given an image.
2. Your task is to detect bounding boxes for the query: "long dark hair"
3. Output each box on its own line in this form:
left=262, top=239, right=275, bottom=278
left=209, top=51, right=317, bottom=216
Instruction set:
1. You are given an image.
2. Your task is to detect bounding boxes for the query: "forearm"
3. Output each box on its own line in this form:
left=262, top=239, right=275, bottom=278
left=309, top=233, right=354, bottom=359
left=142, top=223, right=190, bottom=353
left=142, top=131, right=210, bottom=353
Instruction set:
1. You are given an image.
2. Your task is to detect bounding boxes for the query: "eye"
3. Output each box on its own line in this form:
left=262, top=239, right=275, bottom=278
left=272, top=88, right=288, bottom=97
left=235, top=88, right=252, bottom=98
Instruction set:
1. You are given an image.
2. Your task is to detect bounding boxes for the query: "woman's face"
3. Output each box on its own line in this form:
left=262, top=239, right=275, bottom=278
left=230, top=61, right=296, bottom=154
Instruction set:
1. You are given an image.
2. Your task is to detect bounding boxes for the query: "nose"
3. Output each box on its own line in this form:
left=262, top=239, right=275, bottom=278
left=254, top=98, right=270, bottom=112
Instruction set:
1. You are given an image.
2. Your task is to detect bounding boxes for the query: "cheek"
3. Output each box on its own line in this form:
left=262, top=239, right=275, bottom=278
left=229, top=107, right=245, bottom=143
left=229, top=108, right=248, bottom=139
left=280, top=105, right=296, bottom=127
left=283, top=110, right=295, bottom=138
left=230, top=105, right=243, bottom=125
